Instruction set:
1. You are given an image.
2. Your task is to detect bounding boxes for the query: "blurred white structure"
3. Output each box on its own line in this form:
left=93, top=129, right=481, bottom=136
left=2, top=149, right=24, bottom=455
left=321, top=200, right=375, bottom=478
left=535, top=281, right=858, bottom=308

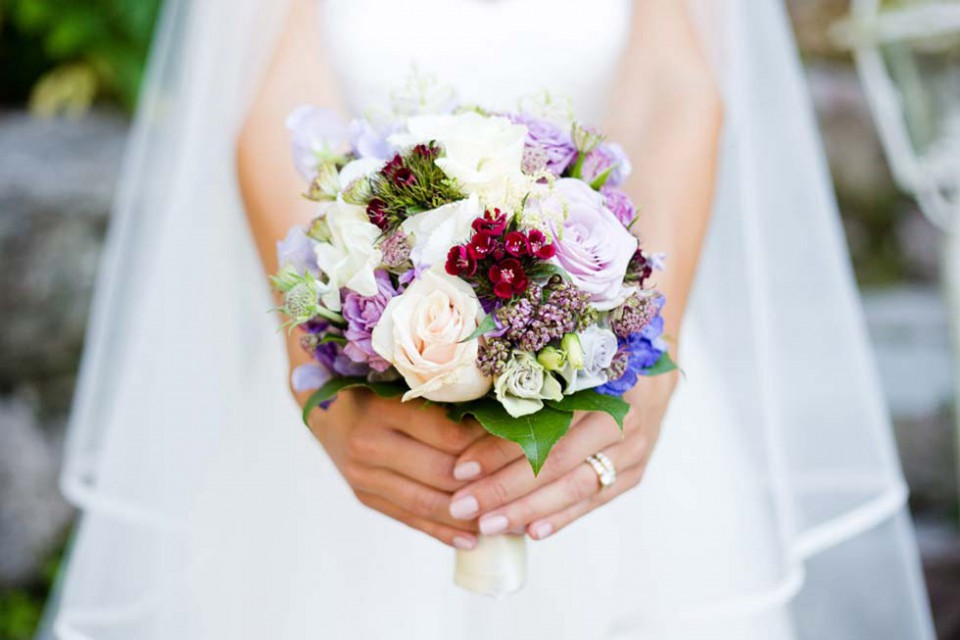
left=834, top=0, right=960, bottom=507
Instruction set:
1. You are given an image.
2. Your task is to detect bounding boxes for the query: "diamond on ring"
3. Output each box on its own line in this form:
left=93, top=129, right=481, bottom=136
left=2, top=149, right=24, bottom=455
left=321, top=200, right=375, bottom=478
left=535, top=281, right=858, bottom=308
left=585, top=453, right=617, bottom=489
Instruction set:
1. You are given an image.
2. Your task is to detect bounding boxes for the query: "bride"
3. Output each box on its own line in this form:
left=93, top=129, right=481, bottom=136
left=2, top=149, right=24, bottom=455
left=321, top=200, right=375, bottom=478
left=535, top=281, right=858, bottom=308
left=49, top=0, right=936, bottom=638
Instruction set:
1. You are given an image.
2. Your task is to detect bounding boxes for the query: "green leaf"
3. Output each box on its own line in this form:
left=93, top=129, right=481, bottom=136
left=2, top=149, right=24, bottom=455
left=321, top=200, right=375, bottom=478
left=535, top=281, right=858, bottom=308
left=302, top=377, right=405, bottom=424
left=527, top=262, right=570, bottom=283
left=318, top=334, right=347, bottom=345
left=459, top=312, right=497, bottom=343
left=451, top=399, right=574, bottom=475
left=547, top=390, right=631, bottom=431
left=589, top=165, right=615, bottom=190
left=645, top=352, right=678, bottom=376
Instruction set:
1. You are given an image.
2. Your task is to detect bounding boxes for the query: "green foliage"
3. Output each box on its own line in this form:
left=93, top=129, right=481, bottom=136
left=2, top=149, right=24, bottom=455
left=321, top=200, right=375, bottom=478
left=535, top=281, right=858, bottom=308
left=0, top=0, right=162, bottom=112
left=449, top=399, right=574, bottom=475
left=301, top=377, right=407, bottom=424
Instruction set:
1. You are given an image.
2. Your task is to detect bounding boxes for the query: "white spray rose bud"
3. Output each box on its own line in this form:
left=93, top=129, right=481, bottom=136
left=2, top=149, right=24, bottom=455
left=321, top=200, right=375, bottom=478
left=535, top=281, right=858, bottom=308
left=561, top=333, right=585, bottom=370
left=536, top=346, right=566, bottom=372
left=494, top=352, right=563, bottom=418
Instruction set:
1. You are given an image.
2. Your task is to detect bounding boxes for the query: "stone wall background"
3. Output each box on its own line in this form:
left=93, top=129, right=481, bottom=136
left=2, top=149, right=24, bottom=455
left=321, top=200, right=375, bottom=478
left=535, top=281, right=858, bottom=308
left=0, top=1, right=957, bottom=638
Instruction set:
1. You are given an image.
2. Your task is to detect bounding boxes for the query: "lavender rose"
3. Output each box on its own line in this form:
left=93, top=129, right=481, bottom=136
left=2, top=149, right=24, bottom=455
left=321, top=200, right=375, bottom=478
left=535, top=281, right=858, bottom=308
left=508, top=113, right=577, bottom=176
left=342, top=270, right=397, bottom=372
left=531, top=179, right=638, bottom=310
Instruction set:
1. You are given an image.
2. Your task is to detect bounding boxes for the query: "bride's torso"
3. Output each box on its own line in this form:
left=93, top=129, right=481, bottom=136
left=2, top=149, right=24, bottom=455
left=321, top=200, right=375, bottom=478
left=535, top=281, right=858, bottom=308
left=321, top=0, right=633, bottom=122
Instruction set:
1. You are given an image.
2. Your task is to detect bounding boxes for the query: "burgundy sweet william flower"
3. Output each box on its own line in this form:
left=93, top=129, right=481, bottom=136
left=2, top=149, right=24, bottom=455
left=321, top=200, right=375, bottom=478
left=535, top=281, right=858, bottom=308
left=504, top=231, right=530, bottom=257
left=527, top=229, right=557, bottom=260
left=489, top=258, right=529, bottom=299
left=471, top=209, right=507, bottom=236
left=445, top=245, right=477, bottom=277
left=413, top=143, right=439, bottom=159
left=366, top=198, right=389, bottom=230
left=393, top=166, right=417, bottom=187
left=381, top=154, right=404, bottom=178
left=468, top=230, right=497, bottom=260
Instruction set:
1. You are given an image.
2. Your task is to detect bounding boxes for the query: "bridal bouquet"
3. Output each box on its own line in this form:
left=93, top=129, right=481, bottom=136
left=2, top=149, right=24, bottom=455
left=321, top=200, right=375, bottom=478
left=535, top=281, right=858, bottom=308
left=272, top=81, right=675, bottom=594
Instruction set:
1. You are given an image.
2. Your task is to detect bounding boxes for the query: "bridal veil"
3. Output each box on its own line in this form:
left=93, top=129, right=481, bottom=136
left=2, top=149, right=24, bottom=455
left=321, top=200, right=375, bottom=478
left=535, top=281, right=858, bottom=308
left=47, top=0, right=935, bottom=638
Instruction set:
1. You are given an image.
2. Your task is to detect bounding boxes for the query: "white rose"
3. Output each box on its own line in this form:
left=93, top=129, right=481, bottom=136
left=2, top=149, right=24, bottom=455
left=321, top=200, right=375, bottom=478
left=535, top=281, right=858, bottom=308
left=494, top=351, right=563, bottom=418
left=400, top=194, right=482, bottom=268
left=371, top=267, right=492, bottom=403
left=560, top=326, right=619, bottom=394
left=389, top=112, right=527, bottom=204
left=313, top=199, right=382, bottom=310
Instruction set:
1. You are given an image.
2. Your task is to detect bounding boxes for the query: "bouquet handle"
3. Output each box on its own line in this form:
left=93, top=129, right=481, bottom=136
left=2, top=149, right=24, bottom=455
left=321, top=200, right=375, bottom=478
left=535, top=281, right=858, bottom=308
left=454, top=534, right=527, bottom=597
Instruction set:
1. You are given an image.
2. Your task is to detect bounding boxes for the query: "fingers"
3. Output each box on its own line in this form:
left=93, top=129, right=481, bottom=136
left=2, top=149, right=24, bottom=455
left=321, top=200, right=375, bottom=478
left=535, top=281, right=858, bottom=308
left=448, top=413, right=623, bottom=530
left=451, top=434, right=524, bottom=482
left=354, top=490, right=477, bottom=550
left=525, top=463, right=645, bottom=540
left=344, top=464, right=479, bottom=532
left=380, top=398, right=486, bottom=455
left=474, top=436, right=640, bottom=537
left=348, top=427, right=465, bottom=492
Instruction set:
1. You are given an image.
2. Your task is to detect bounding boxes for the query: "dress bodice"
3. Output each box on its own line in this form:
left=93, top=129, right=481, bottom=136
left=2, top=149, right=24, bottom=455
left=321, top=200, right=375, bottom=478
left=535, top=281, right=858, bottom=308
left=321, top=0, right=632, bottom=122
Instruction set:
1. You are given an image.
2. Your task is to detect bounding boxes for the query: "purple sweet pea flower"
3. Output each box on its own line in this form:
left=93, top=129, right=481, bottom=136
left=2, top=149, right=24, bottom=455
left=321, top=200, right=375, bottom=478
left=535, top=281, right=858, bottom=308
left=581, top=142, right=632, bottom=187
left=507, top=113, right=577, bottom=176
left=596, top=312, right=668, bottom=396
left=349, top=118, right=401, bottom=161
left=277, top=226, right=318, bottom=274
left=315, top=341, right=369, bottom=378
left=600, top=186, right=636, bottom=227
left=341, top=270, right=396, bottom=372
left=292, top=363, right=331, bottom=393
left=286, top=106, right=350, bottom=180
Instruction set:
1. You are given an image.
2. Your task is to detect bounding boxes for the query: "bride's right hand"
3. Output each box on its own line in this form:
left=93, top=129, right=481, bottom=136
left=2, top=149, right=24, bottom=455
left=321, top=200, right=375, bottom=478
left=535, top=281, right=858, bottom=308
left=306, top=389, right=486, bottom=550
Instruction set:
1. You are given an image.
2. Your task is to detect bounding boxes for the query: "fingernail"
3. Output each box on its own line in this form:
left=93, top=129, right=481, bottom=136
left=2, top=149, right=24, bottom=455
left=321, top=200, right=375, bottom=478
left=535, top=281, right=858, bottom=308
left=452, top=536, right=476, bottom=551
left=531, top=522, right=554, bottom=540
left=479, top=514, right=510, bottom=536
left=450, top=495, right=479, bottom=520
left=453, top=461, right=481, bottom=481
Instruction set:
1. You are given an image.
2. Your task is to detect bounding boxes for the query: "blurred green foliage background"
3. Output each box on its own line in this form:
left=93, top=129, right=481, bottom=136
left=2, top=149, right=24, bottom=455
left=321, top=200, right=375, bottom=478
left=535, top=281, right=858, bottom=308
left=0, top=0, right=161, bottom=115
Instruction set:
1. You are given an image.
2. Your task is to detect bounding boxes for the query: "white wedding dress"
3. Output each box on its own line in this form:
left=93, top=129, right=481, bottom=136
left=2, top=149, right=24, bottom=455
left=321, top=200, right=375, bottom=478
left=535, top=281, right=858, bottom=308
left=46, top=0, right=936, bottom=639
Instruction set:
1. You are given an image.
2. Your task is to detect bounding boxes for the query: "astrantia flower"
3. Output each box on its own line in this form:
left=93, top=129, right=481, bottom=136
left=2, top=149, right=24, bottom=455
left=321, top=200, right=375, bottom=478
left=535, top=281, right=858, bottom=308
left=489, top=258, right=529, bottom=299
left=380, top=230, right=412, bottom=268
left=342, top=270, right=397, bottom=372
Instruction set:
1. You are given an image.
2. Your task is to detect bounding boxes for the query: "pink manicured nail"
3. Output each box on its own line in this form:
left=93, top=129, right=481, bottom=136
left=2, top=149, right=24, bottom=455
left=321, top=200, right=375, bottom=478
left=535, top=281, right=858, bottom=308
left=452, top=536, right=476, bottom=551
left=479, top=514, right=509, bottom=535
left=450, top=495, right=479, bottom=520
left=453, top=461, right=481, bottom=481
left=531, top=522, right=554, bottom=540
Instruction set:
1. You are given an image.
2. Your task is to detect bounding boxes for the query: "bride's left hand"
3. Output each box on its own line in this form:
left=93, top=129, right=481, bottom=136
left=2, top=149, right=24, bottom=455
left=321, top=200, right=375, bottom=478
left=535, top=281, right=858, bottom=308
left=447, top=371, right=678, bottom=540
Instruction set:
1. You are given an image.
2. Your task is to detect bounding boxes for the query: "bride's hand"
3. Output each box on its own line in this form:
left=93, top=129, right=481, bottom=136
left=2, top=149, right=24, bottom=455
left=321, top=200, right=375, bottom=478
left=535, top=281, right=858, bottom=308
left=446, top=372, right=678, bottom=539
left=307, top=389, right=487, bottom=550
